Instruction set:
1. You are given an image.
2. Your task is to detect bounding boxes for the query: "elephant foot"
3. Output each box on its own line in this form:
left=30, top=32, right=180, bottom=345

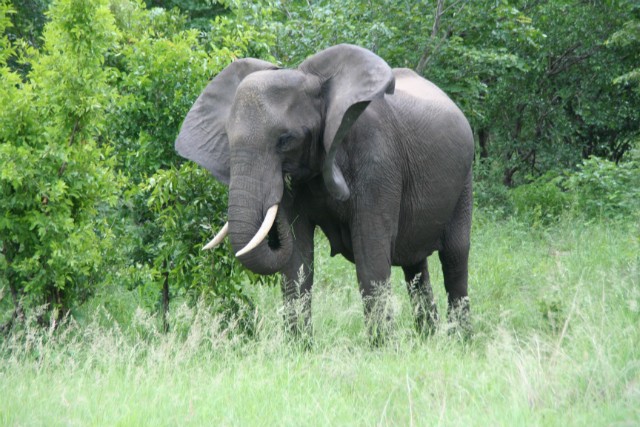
left=414, top=302, right=439, bottom=337
left=447, top=296, right=471, bottom=340
left=281, top=296, right=313, bottom=349
left=367, top=317, right=395, bottom=347
left=363, top=290, right=397, bottom=347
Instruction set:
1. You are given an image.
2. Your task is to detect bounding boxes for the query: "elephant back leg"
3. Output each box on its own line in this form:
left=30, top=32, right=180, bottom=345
left=438, top=172, right=472, bottom=335
left=403, top=258, right=438, bottom=335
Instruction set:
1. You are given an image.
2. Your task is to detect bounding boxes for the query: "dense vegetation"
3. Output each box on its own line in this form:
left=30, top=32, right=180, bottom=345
left=0, top=0, right=638, bottom=423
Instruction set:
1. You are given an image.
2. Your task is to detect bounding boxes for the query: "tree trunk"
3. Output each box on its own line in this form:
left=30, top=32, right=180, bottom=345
left=478, top=128, right=489, bottom=159
left=0, top=243, right=24, bottom=333
left=503, top=166, right=518, bottom=187
left=162, top=259, right=169, bottom=333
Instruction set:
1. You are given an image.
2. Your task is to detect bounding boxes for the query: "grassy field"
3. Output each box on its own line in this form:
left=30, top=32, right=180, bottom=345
left=1, top=213, right=639, bottom=426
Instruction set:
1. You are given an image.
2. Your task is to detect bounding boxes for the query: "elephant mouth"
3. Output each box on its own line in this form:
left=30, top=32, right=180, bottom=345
left=202, top=206, right=288, bottom=253
left=204, top=164, right=293, bottom=274
left=229, top=202, right=293, bottom=275
left=234, top=203, right=294, bottom=257
left=267, top=220, right=282, bottom=250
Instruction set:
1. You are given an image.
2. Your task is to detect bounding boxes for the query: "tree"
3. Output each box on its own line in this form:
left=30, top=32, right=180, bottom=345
left=143, top=0, right=226, bottom=30
left=607, top=3, right=640, bottom=92
left=0, top=0, right=120, bottom=326
left=102, top=0, right=276, bottom=325
left=3, top=0, right=51, bottom=76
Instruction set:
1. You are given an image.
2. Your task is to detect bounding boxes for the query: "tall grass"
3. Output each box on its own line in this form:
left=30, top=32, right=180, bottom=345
left=1, top=214, right=638, bottom=426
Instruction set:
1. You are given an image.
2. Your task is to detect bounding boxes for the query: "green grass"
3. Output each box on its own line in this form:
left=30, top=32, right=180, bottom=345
left=1, top=213, right=639, bottom=426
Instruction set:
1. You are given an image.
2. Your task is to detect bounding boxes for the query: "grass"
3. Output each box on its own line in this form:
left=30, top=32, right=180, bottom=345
left=1, top=212, right=639, bottom=426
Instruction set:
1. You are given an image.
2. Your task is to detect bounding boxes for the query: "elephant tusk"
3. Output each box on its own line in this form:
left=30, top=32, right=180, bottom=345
left=202, top=222, right=229, bottom=250
left=236, top=205, right=278, bottom=257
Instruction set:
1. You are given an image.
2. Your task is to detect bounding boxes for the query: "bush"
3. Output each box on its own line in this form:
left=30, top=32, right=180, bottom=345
left=565, top=154, right=640, bottom=220
left=0, top=0, right=277, bottom=329
left=509, top=172, right=568, bottom=225
left=143, top=163, right=251, bottom=307
left=0, top=0, right=121, bottom=320
left=508, top=151, right=640, bottom=224
left=473, top=159, right=514, bottom=215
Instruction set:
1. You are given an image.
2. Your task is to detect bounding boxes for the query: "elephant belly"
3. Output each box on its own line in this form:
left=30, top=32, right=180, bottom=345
left=316, top=216, right=355, bottom=263
left=391, top=188, right=460, bottom=266
left=392, top=225, right=444, bottom=266
left=315, top=203, right=451, bottom=267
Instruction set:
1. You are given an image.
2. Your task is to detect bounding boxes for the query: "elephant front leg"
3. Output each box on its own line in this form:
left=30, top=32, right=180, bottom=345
left=403, top=259, right=438, bottom=335
left=280, top=215, right=315, bottom=343
left=351, top=217, right=395, bottom=345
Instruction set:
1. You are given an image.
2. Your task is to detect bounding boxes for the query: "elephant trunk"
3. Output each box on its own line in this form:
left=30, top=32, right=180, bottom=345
left=227, top=173, right=292, bottom=275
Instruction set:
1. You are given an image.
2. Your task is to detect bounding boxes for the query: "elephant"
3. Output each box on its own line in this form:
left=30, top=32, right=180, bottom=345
left=175, top=44, right=474, bottom=339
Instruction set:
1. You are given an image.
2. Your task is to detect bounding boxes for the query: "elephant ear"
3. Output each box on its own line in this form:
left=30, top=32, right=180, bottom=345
left=299, top=44, right=395, bottom=201
left=175, top=58, right=278, bottom=185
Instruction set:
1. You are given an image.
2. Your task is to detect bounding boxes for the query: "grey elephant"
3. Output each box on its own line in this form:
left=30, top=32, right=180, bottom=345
left=175, top=44, right=474, bottom=338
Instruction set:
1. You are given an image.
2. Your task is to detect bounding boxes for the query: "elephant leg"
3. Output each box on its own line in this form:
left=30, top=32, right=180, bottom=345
left=280, top=214, right=315, bottom=341
left=351, top=216, right=395, bottom=345
left=438, top=175, right=472, bottom=335
left=403, top=259, right=438, bottom=335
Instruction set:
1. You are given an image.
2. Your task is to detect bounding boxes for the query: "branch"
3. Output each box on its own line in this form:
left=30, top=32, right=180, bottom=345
left=547, top=44, right=601, bottom=77
left=415, top=0, right=469, bottom=75
left=415, top=0, right=445, bottom=75
left=441, top=0, right=464, bottom=15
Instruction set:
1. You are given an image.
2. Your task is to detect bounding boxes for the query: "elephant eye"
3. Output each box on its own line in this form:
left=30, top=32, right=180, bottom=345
left=277, top=132, right=295, bottom=151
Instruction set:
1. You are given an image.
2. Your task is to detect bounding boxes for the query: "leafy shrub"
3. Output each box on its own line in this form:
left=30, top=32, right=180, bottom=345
left=565, top=154, right=640, bottom=220
left=508, top=151, right=640, bottom=223
left=509, top=172, right=568, bottom=225
left=0, top=0, right=269, bottom=328
left=0, top=0, right=120, bottom=319
left=144, top=163, right=248, bottom=303
left=473, top=159, right=514, bottom=215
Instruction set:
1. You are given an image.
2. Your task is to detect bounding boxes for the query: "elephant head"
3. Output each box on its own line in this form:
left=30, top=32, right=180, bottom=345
left=175, top=44, right=395, bottom=275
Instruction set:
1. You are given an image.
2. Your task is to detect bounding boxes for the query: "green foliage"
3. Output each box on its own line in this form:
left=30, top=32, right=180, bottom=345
left=472, top=159, right=513, bottom=214
left=143, top=0, right=226, bottom=30
left=510, top=172, right=568, bottom=225
left=0, top=1, right=15, bottom=64
left=143, top=163, right=251, bottom=309
left=509, top=151, right=640, bottom=223
left=206, top=2, right=277, bottom=63
left=108, top=24, right=214, bottom=177
left=607, top=4, right=640, bottom=91
left=475, top=1, right=640, bottom=179
left=3, top=0, right=51, bottom=77
left=269, top=0, right=392, bottom=65
left=565, top=154, right=640, bottom=220
left=0, top=0, right=120, bottom=314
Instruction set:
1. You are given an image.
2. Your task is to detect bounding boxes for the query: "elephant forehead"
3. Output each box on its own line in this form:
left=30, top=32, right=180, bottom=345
left=236, top=69, right=312, bottom=101
left=229, top=70, right=322, bottom=132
